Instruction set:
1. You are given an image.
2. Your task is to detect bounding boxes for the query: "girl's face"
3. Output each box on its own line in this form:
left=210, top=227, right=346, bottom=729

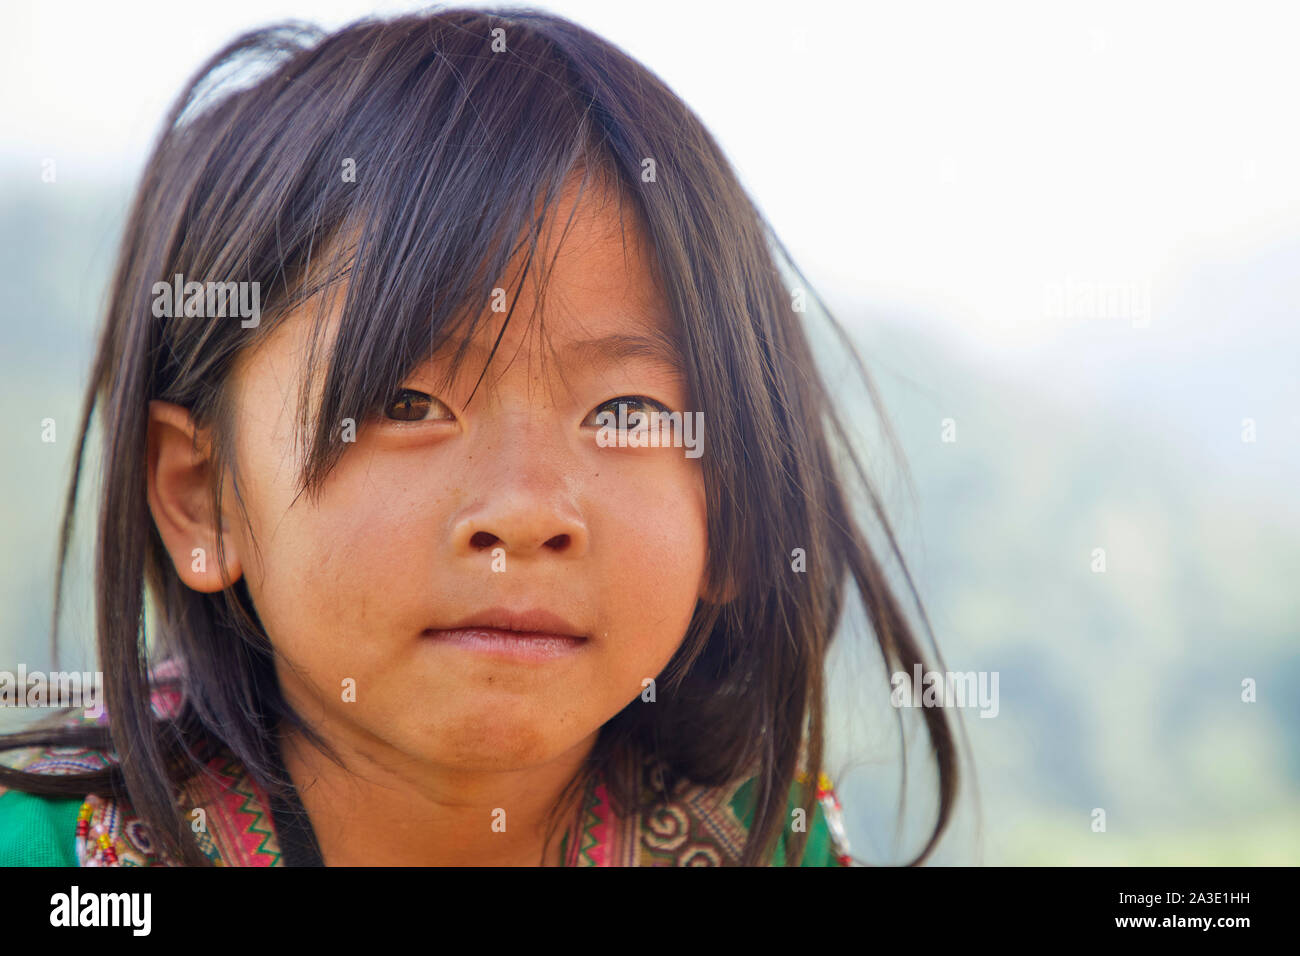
left=219, top=184, right=709, bottom=773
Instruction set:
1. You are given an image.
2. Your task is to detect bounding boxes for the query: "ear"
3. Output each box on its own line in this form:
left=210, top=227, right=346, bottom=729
left=146, top=400, right=242, bottom=593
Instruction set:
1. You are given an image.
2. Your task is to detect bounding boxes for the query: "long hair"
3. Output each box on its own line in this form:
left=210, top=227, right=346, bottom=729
left=0, top=5, right=960, bottom=866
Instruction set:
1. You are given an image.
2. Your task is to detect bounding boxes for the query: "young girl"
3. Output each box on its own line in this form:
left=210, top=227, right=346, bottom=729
left=0, top=6, right=959, bottom=866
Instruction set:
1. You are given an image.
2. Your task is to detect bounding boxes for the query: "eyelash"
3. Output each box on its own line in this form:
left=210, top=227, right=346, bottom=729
left=378, top=390, right=671, bottom=425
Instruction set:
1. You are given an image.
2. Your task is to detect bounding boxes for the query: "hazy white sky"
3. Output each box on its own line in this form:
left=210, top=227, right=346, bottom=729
left=5, top=0, right=1299, bottom=361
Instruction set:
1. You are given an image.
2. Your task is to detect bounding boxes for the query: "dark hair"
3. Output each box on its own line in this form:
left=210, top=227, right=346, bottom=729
left=0, top=5, right=960, bottom=866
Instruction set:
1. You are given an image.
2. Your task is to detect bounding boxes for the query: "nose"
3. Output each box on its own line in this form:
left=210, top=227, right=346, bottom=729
left=450, top=423, right=590, bottom=562
left=454, top=500, right=588, bottom=558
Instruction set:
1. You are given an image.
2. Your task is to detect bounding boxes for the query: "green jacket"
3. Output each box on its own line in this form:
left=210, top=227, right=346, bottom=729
left=0, top=789, right=81, bottom=866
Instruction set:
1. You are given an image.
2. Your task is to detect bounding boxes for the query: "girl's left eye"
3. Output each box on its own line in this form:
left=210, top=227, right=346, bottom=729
left=583, top=395, right=672, bottom=427
left=382, top=389, right=454, bottom=422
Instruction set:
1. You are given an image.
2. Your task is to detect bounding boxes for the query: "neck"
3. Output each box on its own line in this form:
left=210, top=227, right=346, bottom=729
left=276, top=719, right=597, bottom=867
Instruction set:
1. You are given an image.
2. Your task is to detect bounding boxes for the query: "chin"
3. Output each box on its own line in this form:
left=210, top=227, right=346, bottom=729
left=411, top=706, right=582, bottom=771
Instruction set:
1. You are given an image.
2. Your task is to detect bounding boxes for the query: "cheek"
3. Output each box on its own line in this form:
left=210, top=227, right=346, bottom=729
left=601, top=470, right=706, bottom=581
left=591, top=457, right=708, bottom=677
left=232, top=442, right=430, bottom=673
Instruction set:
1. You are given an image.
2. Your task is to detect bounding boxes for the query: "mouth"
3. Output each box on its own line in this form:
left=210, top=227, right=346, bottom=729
left=421, top=606, right=590, bottom=661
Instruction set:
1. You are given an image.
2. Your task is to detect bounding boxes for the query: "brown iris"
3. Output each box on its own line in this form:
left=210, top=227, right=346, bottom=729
left=384, top=389, right=433, bottom=421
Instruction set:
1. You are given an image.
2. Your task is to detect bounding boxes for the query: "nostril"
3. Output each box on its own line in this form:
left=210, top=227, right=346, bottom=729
left=468, top=531, right=572, bottom=551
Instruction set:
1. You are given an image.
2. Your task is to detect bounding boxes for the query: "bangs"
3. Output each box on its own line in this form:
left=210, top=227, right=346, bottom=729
left=211, top=17, right=641, bottom=495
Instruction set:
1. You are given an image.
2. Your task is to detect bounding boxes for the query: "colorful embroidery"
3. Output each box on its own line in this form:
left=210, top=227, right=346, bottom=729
left=25, top=739, right=849, bottom=866
left=566, top=778, right=612, bottom=866
left=176, top=752, right=283, bottom=867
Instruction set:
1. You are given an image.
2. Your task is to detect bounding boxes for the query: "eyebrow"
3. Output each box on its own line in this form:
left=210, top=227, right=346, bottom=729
left=562, top=330, right=686, bottom=375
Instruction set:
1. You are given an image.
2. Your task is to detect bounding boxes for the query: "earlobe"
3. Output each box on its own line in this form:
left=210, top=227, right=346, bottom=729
left=146, top=400, right=242, bottom=593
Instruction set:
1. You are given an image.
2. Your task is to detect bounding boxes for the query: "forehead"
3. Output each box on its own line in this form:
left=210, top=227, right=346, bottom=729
left=439, top=180, right=685, bottom=375
left=519, top=180, right=669, bottom=329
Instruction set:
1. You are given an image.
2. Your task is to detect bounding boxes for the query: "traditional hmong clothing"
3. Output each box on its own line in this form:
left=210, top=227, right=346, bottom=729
left=0, top=664, right=852, bottom=867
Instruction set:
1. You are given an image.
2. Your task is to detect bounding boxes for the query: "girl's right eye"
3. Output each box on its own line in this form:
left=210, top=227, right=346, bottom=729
left=382, top=389, right=453, bottom=423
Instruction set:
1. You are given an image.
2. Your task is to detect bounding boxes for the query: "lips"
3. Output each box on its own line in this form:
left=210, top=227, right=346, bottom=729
left=435, top=606, right=588, bottom=640
left=422, top=607, right=590, bottom=662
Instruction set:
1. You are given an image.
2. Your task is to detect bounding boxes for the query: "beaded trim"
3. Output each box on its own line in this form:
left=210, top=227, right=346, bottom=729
left=75, top=794, right=120, bottom=866
left=797, top=770, right=854, bottom=865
